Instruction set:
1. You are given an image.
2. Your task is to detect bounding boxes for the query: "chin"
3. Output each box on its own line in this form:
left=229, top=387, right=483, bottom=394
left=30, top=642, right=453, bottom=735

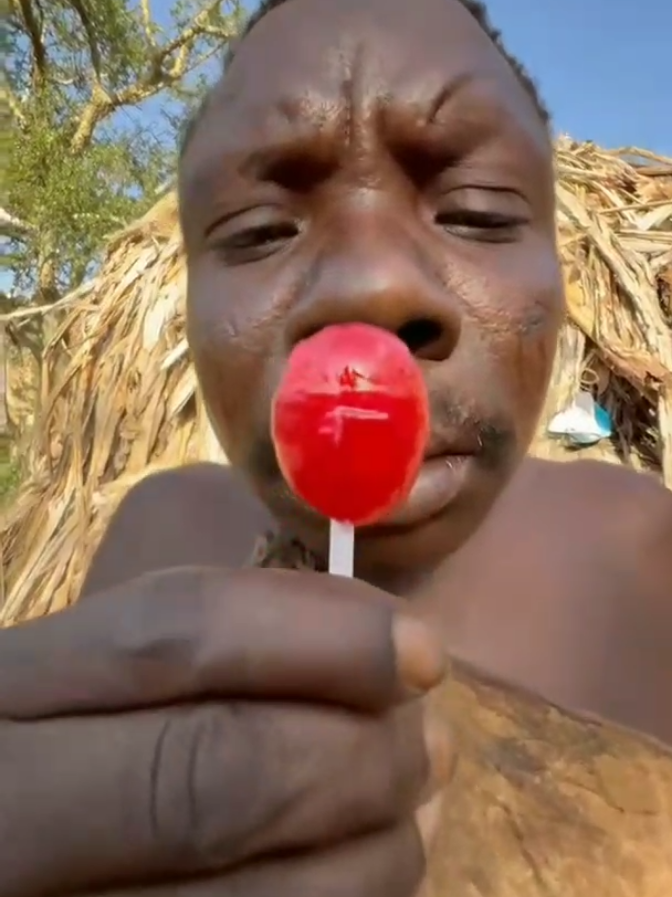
left=355, top=503, right=477, bottom=579
left=359, top=465, right=515, bottom=581
left=262, top=451, right=513, bottom=587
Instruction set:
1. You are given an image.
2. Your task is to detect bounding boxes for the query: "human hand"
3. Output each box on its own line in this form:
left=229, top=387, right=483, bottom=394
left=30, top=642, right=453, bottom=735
left=0, top=567, right=453, bottom=896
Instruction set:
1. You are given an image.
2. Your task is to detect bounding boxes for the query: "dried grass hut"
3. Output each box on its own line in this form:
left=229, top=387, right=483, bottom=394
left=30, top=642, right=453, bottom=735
left=1, top=138, right=671, bottom=624
left=1, top=138, right=672, bottom=897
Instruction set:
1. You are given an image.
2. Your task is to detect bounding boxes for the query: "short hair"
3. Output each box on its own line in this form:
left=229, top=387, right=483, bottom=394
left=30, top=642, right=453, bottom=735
left=180, top=0, right=550, bottom=157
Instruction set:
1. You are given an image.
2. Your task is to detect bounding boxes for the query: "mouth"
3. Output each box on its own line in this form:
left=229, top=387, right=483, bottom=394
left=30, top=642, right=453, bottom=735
left=272, top=424, right=489, bottom=536
left=365, top=452, right=476, bottom=530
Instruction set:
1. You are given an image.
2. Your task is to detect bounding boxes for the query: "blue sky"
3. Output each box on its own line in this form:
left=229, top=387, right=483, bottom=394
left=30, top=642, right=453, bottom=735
left=3, top=0, right=668, bottom=298
left=236, top=0, right=671, bottom=154
left=483, top=0, right=670, bottom=154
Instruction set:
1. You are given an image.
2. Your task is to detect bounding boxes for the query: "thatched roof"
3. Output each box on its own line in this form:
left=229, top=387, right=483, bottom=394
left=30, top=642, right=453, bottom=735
left=1, top=137, right=671, bottom=625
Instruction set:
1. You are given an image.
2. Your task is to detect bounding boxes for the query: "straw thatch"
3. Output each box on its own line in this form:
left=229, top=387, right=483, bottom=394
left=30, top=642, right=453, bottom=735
left=1, top=137, right=671, bottom=625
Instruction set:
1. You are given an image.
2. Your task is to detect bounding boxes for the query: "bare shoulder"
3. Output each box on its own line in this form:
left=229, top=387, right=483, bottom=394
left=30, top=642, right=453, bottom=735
left=509, top=457, right=672, bottom=596
left=516, top=454, right=669, bottom=496
left=81, top=463, right=274, bottom=597
left=516, top=456, right=672, bottom=535
left=452, top=457, right=672, bottom=741
left=526, top=459, right=672, bottom=734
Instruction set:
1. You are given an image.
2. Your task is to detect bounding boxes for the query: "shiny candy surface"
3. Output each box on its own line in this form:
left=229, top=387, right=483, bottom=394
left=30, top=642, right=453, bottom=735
left=272, top=323, right=430, bottom=526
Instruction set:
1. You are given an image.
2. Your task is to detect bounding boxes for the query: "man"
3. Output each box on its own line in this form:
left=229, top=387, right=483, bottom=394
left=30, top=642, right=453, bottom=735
left=1, top=1, right=671, bottom=895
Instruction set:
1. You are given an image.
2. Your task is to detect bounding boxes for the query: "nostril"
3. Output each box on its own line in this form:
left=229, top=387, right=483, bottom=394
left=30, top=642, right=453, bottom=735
left=396, top=318, right=443, bottom=357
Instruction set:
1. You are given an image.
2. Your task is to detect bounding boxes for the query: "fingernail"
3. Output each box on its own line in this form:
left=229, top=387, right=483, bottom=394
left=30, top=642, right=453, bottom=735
left=393, top=615, right=447, bottom=693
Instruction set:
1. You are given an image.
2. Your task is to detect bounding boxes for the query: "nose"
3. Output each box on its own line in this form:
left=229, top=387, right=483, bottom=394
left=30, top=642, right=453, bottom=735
left=283, top=210, right=462, bottom=362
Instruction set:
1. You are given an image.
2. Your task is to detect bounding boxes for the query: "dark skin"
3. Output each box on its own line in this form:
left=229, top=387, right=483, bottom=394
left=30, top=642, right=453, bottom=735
left=182, top=0, right=561, bottom=589
left=1, top=1, right=671, bottom=895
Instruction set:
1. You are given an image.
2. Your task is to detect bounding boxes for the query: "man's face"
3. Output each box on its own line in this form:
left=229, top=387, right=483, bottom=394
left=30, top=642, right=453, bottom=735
left=179, top=0, right=564, bottom=579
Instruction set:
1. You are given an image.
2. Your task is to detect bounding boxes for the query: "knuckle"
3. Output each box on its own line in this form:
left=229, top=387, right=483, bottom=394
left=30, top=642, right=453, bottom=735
left=107, top=567, right=216, bottom=671
left=142, top=703, right=263, bottom=870
left=292, top=704, right=428, bottom=839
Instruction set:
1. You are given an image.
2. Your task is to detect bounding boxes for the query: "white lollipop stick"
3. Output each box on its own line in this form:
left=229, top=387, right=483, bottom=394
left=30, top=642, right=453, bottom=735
left=329, top=519, right=354, bottom=577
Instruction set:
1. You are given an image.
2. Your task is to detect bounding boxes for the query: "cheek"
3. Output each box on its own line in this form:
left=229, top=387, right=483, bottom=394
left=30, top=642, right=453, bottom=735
left=186, top=261, right=283, bottom=459
left=460, top=239, right=564, bottom=435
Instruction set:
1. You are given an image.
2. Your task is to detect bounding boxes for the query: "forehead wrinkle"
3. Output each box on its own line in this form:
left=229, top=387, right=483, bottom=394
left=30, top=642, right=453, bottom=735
left=190, top=72, right=544, bottom=194
left=181, top=100, right=335, bottom=202
left=197, top=65, right=350, bottom=151
left=223, top=0, right=501, bottom=114
left=182, top=0, right=552, bottom=203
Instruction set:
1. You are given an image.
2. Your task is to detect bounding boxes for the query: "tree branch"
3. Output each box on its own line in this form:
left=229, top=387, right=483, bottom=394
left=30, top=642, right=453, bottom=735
left=1, top=77, right=28, bottom=130
left=149, top=0, right=229, bottom=70
left=0, top=290, right=82, bottom=324
left=67, top=0, right=104, bottom=84
left=140, top=0, right=155, bottom=45
left=0, top=207, right=34, bottom=240
left=68, top=0, right=237, bottom=155
left=14, top=0, right=48, bottom=89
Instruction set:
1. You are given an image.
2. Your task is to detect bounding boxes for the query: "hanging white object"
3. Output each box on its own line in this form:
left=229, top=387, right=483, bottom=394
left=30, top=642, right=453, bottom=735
left=329, top=519, right=355, bottom=577
left=547, top=390, right=613, bottom=447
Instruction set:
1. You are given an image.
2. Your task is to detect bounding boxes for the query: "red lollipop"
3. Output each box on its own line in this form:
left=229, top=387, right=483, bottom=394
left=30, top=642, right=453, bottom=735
left=272, top=323, right=430, bottom=559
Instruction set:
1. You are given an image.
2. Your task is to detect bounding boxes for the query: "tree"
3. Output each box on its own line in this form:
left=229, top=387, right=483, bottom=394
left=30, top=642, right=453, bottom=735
left=3, top=0, right=243, bottom=305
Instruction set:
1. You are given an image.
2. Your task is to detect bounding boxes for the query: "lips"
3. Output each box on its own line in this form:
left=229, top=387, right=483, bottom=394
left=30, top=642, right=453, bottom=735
left=356, top=427, right=482, bottom=530
left=280, top=423, right=481, bottom=532
left=422, top=428, right=481, bottom=462
left=366, top=453, right=475, bottom=529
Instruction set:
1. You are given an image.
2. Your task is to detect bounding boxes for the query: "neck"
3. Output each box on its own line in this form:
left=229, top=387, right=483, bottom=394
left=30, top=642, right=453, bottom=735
left=355, top=559, right=435, bottom=597
left=255, top=524, right=441, bottom=599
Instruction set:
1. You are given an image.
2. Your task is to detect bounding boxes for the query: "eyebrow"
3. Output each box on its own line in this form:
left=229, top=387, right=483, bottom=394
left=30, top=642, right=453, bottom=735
left=423, top=73, right=480, bottom=124
left=233, top=77, right=480, bottom=180
left=182, top=67, right=549, bottom=203
left=236, top=135, right=340, bottom=185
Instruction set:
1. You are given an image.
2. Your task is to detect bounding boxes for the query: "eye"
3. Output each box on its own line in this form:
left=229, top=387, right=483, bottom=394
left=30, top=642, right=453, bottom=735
left=434, top=189, right=529, bottom=244
left=211, top=209, right=301, bottom=264
left=435, top=209, right=526, bottom=243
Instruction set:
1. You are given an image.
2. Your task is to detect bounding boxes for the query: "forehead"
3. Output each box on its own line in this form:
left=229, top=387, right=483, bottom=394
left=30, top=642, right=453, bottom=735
left=184, top=0, right=548, bottom=178
left=229, top=0, right=501, bottom=95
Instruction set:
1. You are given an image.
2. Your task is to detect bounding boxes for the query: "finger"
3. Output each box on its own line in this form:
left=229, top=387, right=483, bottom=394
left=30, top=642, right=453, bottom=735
left=0, top=567, right=446, bottom=720
left=0, top=700, right=446, bottom=896
left=85, top=822, right=425, bottom=897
